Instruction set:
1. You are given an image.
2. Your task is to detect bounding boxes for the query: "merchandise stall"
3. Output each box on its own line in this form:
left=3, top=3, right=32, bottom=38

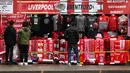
left=0, top=0, right=130, bottom=65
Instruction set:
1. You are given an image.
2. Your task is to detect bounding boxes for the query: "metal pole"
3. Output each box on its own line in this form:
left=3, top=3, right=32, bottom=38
left=58, top=14, right=61, bottom=51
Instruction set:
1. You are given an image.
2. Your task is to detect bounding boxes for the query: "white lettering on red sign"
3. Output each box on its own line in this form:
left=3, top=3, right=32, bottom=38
left=28, top=4, right=54, bottom=10
left=110, top=11, right=124, bottom=14
left=108, top=5, right=126, bottom=8
left=107, top=0, right=128, bottom=3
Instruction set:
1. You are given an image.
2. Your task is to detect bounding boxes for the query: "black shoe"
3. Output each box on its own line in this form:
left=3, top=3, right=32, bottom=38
left=8, top=61, right=14, bottom=65
left=4, top=62, right=9, bottom=65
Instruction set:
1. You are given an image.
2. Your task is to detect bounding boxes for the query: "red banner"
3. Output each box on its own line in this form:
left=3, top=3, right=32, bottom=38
left=103, top=0, right=130, bottom=14
left=16, top=1, right=103, bottom=14
left=17, top=1, right=59, bottom=14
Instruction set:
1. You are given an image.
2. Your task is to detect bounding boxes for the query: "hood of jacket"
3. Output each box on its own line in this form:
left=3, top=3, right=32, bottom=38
left=22, top=27, right=30, bottom=32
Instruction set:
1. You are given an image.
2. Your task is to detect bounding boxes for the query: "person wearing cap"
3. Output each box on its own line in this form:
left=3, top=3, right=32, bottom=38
left=64, top=24, right=82, bottom=66
left=4, top=20, right=16, bottom=65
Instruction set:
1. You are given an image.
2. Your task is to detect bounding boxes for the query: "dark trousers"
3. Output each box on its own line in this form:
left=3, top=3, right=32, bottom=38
left=5, top=45, right=14, bottom=63
left=68, top=44, right=80, bottom=63
left=18, top=44, right=29, bottom=62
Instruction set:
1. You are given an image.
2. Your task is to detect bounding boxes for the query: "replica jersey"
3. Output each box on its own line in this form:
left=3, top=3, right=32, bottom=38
left=118, top=15, right=128, bottom=25
left=118, top=15, right=128, bottom=30
left=31, top=16, right=40, bottom=32
left=41, top=15, right=53, bottom=34
left=52, top=15, right=63, bottom=31
left=108, top=15, right=118, bottom=31
left=75, top=15, right=86, bottom=32
left=86, top=15, right=98, bottom=30
left=63, top=15, right=71, bottom=30
left=98, top=15, right=109, bottom=31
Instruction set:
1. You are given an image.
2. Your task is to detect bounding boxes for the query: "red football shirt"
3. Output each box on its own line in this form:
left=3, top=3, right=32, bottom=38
left=108, top=15, right=118, bottom=31
left=98, top=15, right=109, bottom=22
left=98, top=15, right=109, bottom=30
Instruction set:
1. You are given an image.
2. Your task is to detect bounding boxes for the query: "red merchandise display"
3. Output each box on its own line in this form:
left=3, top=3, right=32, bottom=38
left=108, top=14, right=118, bottom=31
left=110, top=37, right=117, bottom=51
left=104, top=39, right=110, bottom=51
left=95, top=40, right=100, bottom=51
left=43, top=52, right=53, bottom=62
left=37, top=53, right=43, bottom=62
left=0, top=39, right=5, bottom=53
left=110, top=52, right=115, bottom=64
left=125, top=40, right=130, bottom=51
left=128, top=52, right=130, bottom=62
left=48, top=39, right=54, bottom=52
left=114, top=40, right=120, bottom=51
left=0, top=39, right=5, bottom=63
left=114, top=40, right=125, bottom=51
left=53, top=39, right=59, bottom=61
left=78, top=39, right=85, bottom=64
left=80, top=53, right=85, bottom=64
left=30, top=39, right=37, bottom=52
left=31, top=38, right=54, bottom=62
left=105, top=52, right=111, bottom=64
left=95, top=39, right=104, bottom=51
left=36, top=40, right=44, bottom=53
left=59, top=53, right=67, bottom=64
left=28, top=40, right=33, bottom=63
left=35, top=39, right=44, bottom=62
left=114, top=52, right=120, bottom=64
left=85, top=53, right=96, bottom=65
left=43, top=39, right=49, bottom=52
left=114, top=52, right=121, bottom=64
left=120, top=52, right=127, bottom=64
left=59, top=39, right=67, bottom=64
left=98, top=14, right=109, bottom=31
left=114, top=52, right=127, bottom=64
left=84, top=38, right=89, bottom=52
left=78, top=39, right=84, bottom=52
left=52, top=32, right=63, bottom=39
left=28, top=40, right=32, bottom=53
left=60, top=39, right=67, bottom=53
left=89, top=39, right=95, bottom=52
left=120, top=40, right=126, bottom=51
left=97, top=52, right=106, bottom=65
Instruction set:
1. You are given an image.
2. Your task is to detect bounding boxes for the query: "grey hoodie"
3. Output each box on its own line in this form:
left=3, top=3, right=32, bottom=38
left=75, top=15, right=86, bottom=32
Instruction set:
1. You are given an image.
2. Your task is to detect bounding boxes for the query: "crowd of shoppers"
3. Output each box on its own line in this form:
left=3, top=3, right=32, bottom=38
left=3, top=19, right=82, bottom=66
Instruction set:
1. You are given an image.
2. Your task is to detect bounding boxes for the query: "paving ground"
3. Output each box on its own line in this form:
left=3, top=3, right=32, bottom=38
left=0, top=64, right=130, bottom=73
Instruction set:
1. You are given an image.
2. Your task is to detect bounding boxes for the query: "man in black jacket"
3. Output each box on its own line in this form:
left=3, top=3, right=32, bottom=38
left=4, top=20, right=16, bottom=65
left=64, top=24, right=82, bottom=66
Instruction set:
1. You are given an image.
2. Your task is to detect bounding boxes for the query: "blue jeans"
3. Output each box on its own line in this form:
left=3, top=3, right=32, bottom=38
left=68, top=44, right=80, bottom=63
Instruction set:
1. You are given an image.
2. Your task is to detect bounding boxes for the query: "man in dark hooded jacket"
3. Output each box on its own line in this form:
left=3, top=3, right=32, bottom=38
left=4, top=20, right=16, bottom=65
left=64, top=24, right=82, bottom=66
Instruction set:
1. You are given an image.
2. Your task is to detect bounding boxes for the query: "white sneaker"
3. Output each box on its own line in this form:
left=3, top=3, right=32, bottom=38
left=19, top=62, right=24, bottom=66
left=77, top=63, right=82, bottom=66
left=68, top=63, right=71, bottom=66
left=24, top=62, right=28, bottom=66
